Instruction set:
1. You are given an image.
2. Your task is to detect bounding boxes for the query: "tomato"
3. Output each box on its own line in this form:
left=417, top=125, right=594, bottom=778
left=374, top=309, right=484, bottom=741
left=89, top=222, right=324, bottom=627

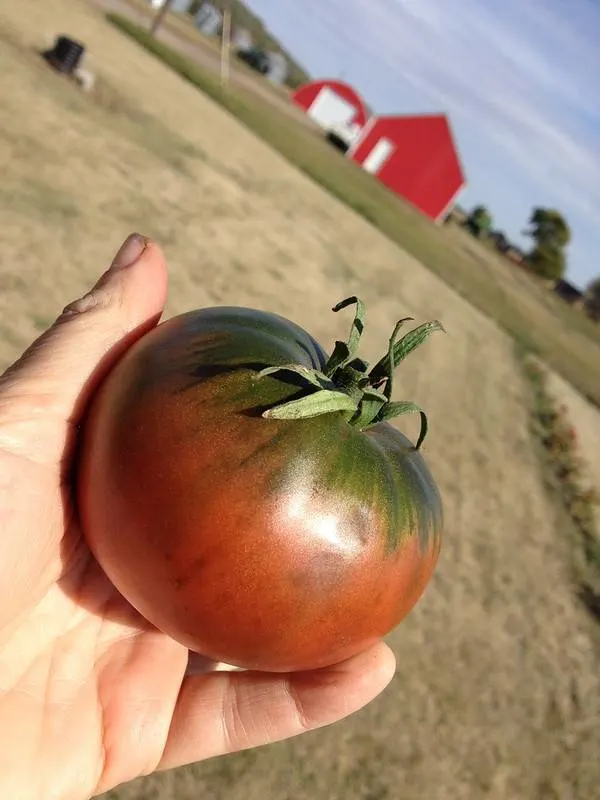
left=77, top=298, right=443, bottom=672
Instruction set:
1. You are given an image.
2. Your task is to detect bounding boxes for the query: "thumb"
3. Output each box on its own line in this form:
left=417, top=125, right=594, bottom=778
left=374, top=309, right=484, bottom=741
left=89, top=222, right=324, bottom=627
left=0, top=233, right=168, bottom=463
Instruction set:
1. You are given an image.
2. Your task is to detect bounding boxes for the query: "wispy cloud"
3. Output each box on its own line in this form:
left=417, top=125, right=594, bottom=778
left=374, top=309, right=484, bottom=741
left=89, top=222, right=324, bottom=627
left=247, top=0, right=600, bottom=287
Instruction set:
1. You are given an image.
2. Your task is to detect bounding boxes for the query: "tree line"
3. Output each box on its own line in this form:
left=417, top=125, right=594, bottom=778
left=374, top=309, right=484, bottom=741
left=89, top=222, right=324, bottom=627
left=459, top=205, right=599, bottom=320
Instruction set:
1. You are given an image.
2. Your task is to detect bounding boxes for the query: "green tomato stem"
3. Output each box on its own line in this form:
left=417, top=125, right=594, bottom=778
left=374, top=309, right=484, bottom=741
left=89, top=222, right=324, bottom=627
left=254, top=297, right=444, bottom=450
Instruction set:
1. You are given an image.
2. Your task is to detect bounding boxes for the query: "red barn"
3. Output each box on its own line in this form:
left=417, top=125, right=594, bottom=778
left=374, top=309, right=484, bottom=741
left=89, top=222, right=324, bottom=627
left=348, top=113, right=466, bottom=221
left=292, top=79, right=369, bottom=132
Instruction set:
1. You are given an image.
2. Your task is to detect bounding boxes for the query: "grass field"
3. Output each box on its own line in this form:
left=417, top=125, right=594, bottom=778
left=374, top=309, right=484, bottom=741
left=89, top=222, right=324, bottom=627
left=95, top=0, right=300, bottom=102
left=545, top=369, right=600, bottom=536
left=121, top=0, right=311, bottom=88
left=104, top=11, right=600, bottom=413
left=2, top=1, right=600, bottom=798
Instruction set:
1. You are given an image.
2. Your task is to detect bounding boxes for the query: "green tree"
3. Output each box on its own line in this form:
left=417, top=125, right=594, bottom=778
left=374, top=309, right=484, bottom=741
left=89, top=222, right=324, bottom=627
left=527, top=207, right=571, bottom=248
left=525, top=207, right=570, bottom=281
left=528, top=244, right=566, bottom=282
left=466, top=205, right=493, bottom=239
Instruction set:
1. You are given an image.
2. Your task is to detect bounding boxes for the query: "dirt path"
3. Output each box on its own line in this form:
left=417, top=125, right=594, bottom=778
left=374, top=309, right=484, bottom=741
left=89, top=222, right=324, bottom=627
left=2, top=2, right=600, bottom=798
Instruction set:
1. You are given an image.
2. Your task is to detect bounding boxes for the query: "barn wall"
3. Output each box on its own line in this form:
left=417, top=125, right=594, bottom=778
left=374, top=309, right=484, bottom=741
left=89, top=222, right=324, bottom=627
left=351, top=116, right=465, bottom=220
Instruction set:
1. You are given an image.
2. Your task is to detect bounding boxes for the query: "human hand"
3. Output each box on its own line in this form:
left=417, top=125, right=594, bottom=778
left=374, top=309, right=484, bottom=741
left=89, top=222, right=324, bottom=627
left=0, top=234, right=396, bottom=800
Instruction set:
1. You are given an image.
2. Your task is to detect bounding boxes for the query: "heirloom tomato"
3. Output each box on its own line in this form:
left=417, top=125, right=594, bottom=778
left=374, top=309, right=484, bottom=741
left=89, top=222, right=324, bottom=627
left=78, top=297, right=443, bottom=672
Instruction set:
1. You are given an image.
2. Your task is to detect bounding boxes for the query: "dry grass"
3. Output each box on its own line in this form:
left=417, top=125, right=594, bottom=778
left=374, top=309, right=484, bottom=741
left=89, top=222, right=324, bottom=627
left=2, top=1, right=600, bottom=798
left=122, top=0, right=309, bottom=87
left=93, top=0, right=303, bottom=116
left=99, top=9, right=600, bottom=411
left=518, top=352, right=600, bottom=632
left=447, top=226, right=600, bottom=355
left=545, top=370, right=600, bottom=536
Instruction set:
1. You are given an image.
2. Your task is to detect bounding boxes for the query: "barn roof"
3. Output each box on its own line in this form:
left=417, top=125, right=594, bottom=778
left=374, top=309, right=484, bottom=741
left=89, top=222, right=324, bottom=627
left=292, top=79, right=370, bottom=128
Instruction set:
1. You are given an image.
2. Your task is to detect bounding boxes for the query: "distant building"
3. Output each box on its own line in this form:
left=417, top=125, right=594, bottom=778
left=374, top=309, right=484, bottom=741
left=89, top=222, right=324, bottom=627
left=292, top=80, right=466, bottom=221
left=194, top=2, right=222, bottom=36
left=292, top=79, right=370, bottom=140
left=149, top=0, right=190, bottom=10
left=265, top=52, right=289, bottom=85
left=232, top=27, right=253, bottom=53
left=348, top=113, right=466, bottom=222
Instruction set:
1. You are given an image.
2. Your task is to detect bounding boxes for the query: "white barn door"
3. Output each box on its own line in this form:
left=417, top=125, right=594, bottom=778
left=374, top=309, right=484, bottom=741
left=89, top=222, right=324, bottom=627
left=308, top=88, right=358, bottom=130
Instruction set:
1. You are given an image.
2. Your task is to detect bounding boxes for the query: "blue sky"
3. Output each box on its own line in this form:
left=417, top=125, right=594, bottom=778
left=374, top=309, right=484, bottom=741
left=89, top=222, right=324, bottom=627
left=243, top=0, right=600, bottom=289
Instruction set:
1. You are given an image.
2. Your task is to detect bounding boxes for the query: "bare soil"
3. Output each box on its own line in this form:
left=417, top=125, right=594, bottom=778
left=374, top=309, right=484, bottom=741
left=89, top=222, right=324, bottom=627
left=1, top=2, right=599, bottom=798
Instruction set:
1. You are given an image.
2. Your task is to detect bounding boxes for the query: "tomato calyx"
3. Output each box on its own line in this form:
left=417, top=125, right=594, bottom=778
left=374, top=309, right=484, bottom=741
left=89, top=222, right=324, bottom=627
left=255, top=297, right=444, bottom=450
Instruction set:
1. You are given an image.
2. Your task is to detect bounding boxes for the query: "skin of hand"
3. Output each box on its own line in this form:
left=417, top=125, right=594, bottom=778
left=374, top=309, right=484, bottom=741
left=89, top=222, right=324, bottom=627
left=0, top=234, right=396, bottom=800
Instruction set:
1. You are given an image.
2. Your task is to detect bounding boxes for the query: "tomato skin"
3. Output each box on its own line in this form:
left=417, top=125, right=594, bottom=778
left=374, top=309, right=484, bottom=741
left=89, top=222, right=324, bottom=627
left=78, top=307, right=442, bottom=672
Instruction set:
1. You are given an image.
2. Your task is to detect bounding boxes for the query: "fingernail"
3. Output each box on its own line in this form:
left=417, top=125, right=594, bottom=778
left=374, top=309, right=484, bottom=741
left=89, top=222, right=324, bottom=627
left=110, top=233, right=149, bottom=271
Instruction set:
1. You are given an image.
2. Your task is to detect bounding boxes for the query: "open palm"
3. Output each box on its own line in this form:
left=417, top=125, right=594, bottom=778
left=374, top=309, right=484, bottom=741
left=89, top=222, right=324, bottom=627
left=0, top=235, right=395, bottom=800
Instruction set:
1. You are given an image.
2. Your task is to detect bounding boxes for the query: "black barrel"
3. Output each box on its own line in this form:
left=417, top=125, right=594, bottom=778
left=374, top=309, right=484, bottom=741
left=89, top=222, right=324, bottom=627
left=43, top=36, right=86, bottom=75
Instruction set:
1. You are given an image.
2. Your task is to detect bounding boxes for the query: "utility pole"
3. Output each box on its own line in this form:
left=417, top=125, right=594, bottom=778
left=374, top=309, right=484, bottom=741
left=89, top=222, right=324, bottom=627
left=220, top=2, right=232, bottom=88
left=150, top=0, right=175, bottom=37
